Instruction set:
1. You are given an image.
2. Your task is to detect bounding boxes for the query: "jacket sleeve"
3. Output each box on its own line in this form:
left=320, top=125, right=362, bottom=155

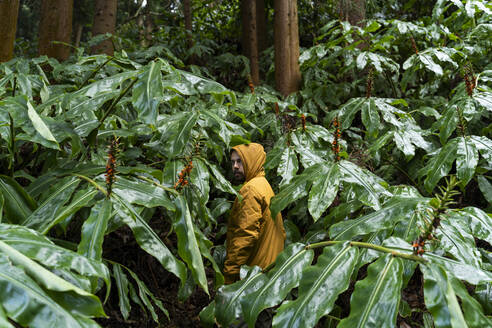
left=223, top=185, right=263, bottom=284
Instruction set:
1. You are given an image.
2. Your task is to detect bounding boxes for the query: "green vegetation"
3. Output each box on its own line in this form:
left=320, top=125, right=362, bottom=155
left=0, top=0, right=491, bottom=327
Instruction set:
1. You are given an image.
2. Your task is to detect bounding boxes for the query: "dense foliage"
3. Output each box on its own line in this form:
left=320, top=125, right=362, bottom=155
left=1, top=0, right=491, bottom=327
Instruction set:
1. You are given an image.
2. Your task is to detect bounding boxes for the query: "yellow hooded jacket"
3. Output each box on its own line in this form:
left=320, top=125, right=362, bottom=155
left=223, top=143, right=286, bottom=284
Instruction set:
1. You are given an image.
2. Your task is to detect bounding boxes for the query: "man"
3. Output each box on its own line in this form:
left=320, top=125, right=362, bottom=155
left=223, top=143, right=286, bottom=284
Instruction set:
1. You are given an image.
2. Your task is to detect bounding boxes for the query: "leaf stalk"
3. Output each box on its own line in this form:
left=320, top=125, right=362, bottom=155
left=306, top=240, right=427, bottom=263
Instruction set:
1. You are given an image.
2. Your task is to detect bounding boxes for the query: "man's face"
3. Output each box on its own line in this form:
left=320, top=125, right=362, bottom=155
left=231, top=150, right=245, bottom=184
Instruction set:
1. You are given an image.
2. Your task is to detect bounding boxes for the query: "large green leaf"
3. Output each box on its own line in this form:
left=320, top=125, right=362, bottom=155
left=78, top=199, right=112, bottom=261
left=329, top=196, right=428, bottom=240
left=265, top=139, right=286, bottom=171
left=422, top=139, right=459, bottom=192
left=201, top=108, right=232, bottom=146
left=113, top=176, right=174, bottom=210
left=189, top=158, right=210, bottom=203
left=477, top=176, right=492, bottom=205
left=42, top=187, right=98, bottom=234
left=422, top=264, right=468, bottom=328
left=165, top=111, right=199, bottom=159
left=383, top=237, right=492, bottom=285
left=339, top=160, right=390, bottom=210
left=215, top=266, right=264, bottom=327
left=278, top=147, right=299, bottom=186
left=174, top=195, right=208, bottom=294
left=290, top=131, right=326, bottom=168
left=270, top=164, right=324, bottom=220
left=338, top=254, right=404, bottom=328
left=22, top=176, right=80, bottom=232
left=241, top=244, right=314, bottom=327
left=132, top=61, right=163, bottom=124
left=437, top=219, right=482, bottom=267
left=113, top=195, right=187, bottom=283
left=0, top=224, right=110, bottom=292
left=361, top=98, right=380, bottom=138
left=0, top=175, right=37, bottom=224
left=27, top=100, right=59, bottom=149
left=204, top=159, right=238, bottom=195
left=0, top=252, right=101, bottom=328
left=113, top=263, right=131, bottom=320
left=456, top=136, right=478, bottom=185
left=273, top=242, right=358, bottom=328
left=448, top=207, right=492, bottom=244
left=0, top=241, right=105, bottom=319
left=0, top=302, right=14, bottom=328
left=450, top=276, right=492, bottom=327
left=308, top=162, right=340, bottom=221
left=470, top=136, right=492, bottom=163
left=195, top=228, right=224, bottom=287
left=339, top=98, right=365, bottom=130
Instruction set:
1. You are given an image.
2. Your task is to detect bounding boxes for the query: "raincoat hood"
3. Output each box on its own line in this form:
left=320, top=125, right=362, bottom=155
left=231, top=143, right=266, bottom=182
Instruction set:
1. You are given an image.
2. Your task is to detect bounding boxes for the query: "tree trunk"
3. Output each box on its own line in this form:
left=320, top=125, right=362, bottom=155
left=243, top=0, right=259, bottom=85
left=144, top=11, right=154, bottom=46
left=0, top=0, right=20, bottom=62
left=74, top=23, right=83, bottom=49
left=183, top=0, right=195, bottom=64
left=91, top=0, right=117, bottom=55
left=288, top=0, right=300, bottom=93
left=184, top=0, right=193, bottom=50
left=338, top=0, right=366, bottom=49
left=274, top=0, right=300, bottom=97
left=38, top=0, right=74, bottom=61
left=256, top=0, right=267, bottom=54
left=338, top=0, right=365, bottom=27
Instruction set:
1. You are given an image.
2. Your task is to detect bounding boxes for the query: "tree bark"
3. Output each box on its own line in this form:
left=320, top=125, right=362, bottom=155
left=74, top=23, right=83, bottom=49
left=184, top=0, right=193, bottom=50
left=0, top=0, right=20, bottom=62
left=338, top=0, right=366, bottom=27
left=274, top=0, right=300, bottom=97
left=256, top=0, right=267, bottom=54
left=288, top=0, right=300, bottom=93
left=91, top=0, right=117, bottom=55
left=338, top=0, right=366, bottom=49
left=38, top=0, right=74, bottom=61
left=243, top=0, right=259, bottom=85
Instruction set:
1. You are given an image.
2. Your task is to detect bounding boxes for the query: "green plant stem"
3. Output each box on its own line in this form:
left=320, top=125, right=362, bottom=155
left=8, top=113, right=15, bottom=176
left=72, top=173, right=108, bottom=197
left=98, top=77, right=138, bottom=127
left=78, top=57, right=114, bottom=90
left=325, top=315, right=341, bottom=322
left=306, top=240, right=427, bottom=263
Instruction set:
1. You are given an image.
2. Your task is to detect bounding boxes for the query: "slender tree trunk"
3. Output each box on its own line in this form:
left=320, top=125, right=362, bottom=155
left=338, top=0, right=366, bottom=27
left=144, top=11, right=154, bottom=46
left=274, top=0, right=300, bottom=97
left=243, top=0, right=259, bottom=85
left=241, top=1, right=251, bottom=60
left=256, top=0, right=267, bottom=54
left=183, top=0, right=195, bottom=64
left=288, top=0, right=300, bottom=93
left=338, top=0, right=367, bottom=49
left=0, top=0, right=20, bottom=62
left=184, top=0, right=193, bottom=50
left=91, top=0, right=117, bottom=55
left=38, top=0, right=73, bottom=61
left=74, top=23, right=83, bottom=49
